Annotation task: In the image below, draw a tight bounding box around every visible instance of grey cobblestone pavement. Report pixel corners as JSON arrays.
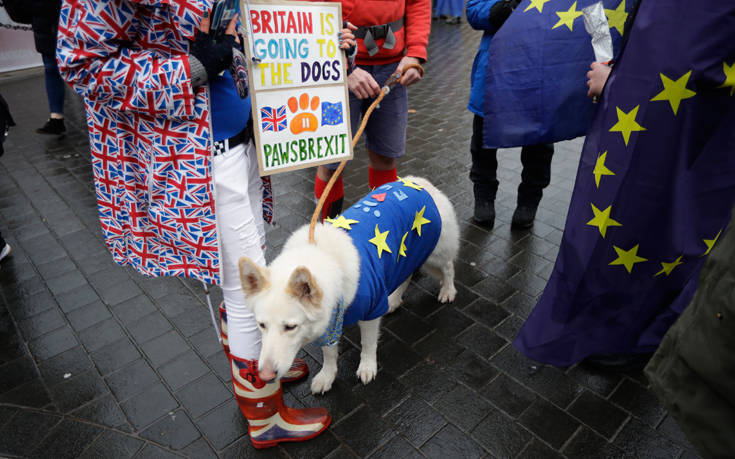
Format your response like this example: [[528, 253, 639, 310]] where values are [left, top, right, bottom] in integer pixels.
[[0, 19, 700, 458]]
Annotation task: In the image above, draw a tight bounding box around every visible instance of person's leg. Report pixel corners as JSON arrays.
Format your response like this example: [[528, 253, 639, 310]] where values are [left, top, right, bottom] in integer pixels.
[[315, 165, 343, 221], [512, 143, 554, 228], [37, 54, 66, 135], [364, 63, 405, 189], [213, 142, 264, 360], [215, 142, 330, 448], [469, 114, 499, 227]]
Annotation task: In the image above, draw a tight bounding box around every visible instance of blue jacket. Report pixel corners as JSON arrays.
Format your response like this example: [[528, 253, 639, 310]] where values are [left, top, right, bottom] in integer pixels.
[[466, 0, 502, 116]]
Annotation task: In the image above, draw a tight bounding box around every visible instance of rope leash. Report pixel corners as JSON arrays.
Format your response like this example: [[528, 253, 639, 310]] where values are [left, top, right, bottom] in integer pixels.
[[308, 62, 424, 244]]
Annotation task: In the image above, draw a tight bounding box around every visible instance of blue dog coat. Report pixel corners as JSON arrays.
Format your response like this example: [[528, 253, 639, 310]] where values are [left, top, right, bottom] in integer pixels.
[[323, 178, 442, 338]]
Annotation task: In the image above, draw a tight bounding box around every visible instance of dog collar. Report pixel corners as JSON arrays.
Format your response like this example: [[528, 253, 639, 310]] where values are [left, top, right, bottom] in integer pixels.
[[316, 297, 346, 347]]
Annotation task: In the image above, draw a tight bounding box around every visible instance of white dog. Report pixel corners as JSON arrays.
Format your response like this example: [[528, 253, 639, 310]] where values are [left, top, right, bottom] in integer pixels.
[[238, 176, 459, 394]]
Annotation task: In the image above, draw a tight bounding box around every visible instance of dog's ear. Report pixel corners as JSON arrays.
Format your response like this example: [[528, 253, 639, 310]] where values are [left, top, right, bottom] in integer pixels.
[[239, 257, 269, 295], [287, 266, 323, 314]]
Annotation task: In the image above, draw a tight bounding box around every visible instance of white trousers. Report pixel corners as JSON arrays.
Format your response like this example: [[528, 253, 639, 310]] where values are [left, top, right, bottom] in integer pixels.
[[212, 141, 264, 360]]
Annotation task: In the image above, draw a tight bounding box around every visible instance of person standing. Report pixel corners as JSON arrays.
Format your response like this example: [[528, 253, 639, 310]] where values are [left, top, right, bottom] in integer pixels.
[[314, 0, 431, 220], [434, 0, 464, 24], [466, 0, 554, 230], [30, 0, 66, 135], [645, 204, 735, 458], [56, 0, 356, 447], [0, 92, 14, 265], [514, 0, 735, 370]]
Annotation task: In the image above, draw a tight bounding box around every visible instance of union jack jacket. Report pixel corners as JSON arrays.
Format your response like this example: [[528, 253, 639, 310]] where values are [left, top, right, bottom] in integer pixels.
[[57, 0, 266, 285]]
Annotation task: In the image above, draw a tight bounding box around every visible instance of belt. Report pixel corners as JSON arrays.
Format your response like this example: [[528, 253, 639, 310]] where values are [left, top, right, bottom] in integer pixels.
[[213, 119, 253, 156], [355, 18, 404, 56]]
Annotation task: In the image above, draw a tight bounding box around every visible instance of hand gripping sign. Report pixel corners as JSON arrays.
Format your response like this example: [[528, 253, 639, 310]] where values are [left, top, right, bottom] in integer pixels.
[[240, 0, 353, 176]]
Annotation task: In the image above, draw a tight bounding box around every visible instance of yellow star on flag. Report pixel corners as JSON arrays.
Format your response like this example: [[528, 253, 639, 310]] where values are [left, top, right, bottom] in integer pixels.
[[328, 215, 360, 230], [655, 255, 683, 277], [552, 1, 583, 31], [650, 71, 696, 115], [412, 206, 432, 236], [399, 177, 424, 190], [524, 0, 551, 13], [609, 244, 647, 273], [586, 203, 622, 238], [604, 0, 627, 36], [398, 232, 409, 259], [702, 229, 722, 256], [368, 224, 392, 259], [593, 151, 615, 188], [719, 61, 735, 96], [609, 105, 646, 146]]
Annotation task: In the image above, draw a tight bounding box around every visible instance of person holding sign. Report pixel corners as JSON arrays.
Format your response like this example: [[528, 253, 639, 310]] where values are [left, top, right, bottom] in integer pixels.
[[57, 0, 353, 448], [314, 0, 432, 220]]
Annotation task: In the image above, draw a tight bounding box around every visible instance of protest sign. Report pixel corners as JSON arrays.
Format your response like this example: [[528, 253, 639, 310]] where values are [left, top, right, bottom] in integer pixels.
[[240, 0, 353, 175]]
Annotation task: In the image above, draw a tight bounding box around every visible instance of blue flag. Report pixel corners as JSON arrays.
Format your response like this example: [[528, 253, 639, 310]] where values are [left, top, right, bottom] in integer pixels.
[[514, 0, 735, 366], [482, 0, 630, 148]]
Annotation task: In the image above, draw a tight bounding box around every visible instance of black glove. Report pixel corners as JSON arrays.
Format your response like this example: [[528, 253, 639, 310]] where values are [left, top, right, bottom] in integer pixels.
[[189, 30, 236, 81], [488, 0, 522, 32]]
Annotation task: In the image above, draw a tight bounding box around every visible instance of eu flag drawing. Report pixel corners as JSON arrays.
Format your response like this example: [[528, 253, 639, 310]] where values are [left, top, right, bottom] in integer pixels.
[[515, 0, 735, 366], [482, 0, 631, 148], [321, 101, 344, 126]]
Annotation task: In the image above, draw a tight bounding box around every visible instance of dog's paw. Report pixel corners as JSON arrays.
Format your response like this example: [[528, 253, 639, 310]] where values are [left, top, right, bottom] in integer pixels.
[[356, 359, 377, 385], [311, 369, 336, 395], [438, 284, 457, 303]]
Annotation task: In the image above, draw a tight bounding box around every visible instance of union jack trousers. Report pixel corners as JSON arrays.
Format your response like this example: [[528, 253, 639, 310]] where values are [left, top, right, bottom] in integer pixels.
[[57, 0, 272, 285]]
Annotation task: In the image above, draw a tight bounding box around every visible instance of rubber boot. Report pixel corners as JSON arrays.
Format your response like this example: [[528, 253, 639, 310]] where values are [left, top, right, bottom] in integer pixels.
[[219, 303, 309, 382], [231, 356, 331, 449]]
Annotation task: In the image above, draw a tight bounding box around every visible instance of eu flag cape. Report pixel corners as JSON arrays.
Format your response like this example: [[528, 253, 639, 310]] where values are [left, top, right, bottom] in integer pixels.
[[482, 0, 631, 148], [515, 0, 735, 366]]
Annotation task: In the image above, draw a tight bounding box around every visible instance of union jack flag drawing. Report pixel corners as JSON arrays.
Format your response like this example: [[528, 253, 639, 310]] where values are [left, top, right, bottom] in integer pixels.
[[261, 105, 287, 132]]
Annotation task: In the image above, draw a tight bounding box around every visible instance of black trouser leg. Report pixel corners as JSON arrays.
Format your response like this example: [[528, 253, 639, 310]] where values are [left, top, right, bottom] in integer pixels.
[[0, 231, 5, 248], [469, 115, 499, 203], [517, 143, 554, 207]]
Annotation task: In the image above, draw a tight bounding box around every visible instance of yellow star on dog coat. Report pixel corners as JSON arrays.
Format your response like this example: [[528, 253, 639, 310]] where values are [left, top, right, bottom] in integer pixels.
[[327, 215, 360, 230], [399, 177, 424, 190], [368, 224, 392, 258], [412, 206, 432, 236]]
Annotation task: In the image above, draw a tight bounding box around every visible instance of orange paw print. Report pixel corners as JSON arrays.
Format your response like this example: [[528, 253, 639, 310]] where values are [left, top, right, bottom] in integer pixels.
[[288, 93, 320, 135]]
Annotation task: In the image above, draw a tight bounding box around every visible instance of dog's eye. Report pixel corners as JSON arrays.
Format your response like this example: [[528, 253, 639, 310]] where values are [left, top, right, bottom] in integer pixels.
[[284, 324, 298, 332], [258, 322, 266, 330]]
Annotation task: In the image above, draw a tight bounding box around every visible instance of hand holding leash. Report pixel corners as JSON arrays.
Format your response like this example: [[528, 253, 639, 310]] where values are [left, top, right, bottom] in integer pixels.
[[309, 63, 425, 243]]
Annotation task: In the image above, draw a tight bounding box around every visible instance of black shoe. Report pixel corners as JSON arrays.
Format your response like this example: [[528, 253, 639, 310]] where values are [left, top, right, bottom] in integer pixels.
[[580, 352, 654, 372], [445, 16, 460, 24], [473, 200, 495, 228], [36, 118, 66, 135], [511, 205, 537, 229]]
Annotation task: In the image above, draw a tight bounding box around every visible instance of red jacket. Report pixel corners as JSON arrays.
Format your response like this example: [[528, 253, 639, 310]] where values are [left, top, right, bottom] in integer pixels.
[[331, 0, 431, 66]]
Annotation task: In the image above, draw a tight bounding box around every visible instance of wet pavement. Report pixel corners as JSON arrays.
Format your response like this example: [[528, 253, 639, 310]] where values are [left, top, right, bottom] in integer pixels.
[[0, 19, 699, 459]]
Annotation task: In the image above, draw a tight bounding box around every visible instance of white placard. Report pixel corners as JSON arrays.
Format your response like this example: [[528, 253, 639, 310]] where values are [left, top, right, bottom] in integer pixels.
[[241, 0, 353, 175]]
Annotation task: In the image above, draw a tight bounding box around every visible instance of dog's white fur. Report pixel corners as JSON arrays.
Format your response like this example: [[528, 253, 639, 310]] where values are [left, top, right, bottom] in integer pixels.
[[238, 176, 459, 394]]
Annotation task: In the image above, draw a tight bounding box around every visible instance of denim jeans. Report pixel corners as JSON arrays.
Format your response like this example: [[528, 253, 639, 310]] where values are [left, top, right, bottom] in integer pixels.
[[42, 54, 65, 114]]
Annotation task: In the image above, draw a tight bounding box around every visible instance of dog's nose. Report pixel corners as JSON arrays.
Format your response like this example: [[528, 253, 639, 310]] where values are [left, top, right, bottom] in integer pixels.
[[259, 367, 276, 382]]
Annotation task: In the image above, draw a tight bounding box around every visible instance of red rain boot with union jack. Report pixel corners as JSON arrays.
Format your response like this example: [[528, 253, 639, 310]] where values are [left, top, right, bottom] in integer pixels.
[[231, 355, 331, 449], [219, 303, 309, 382]]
